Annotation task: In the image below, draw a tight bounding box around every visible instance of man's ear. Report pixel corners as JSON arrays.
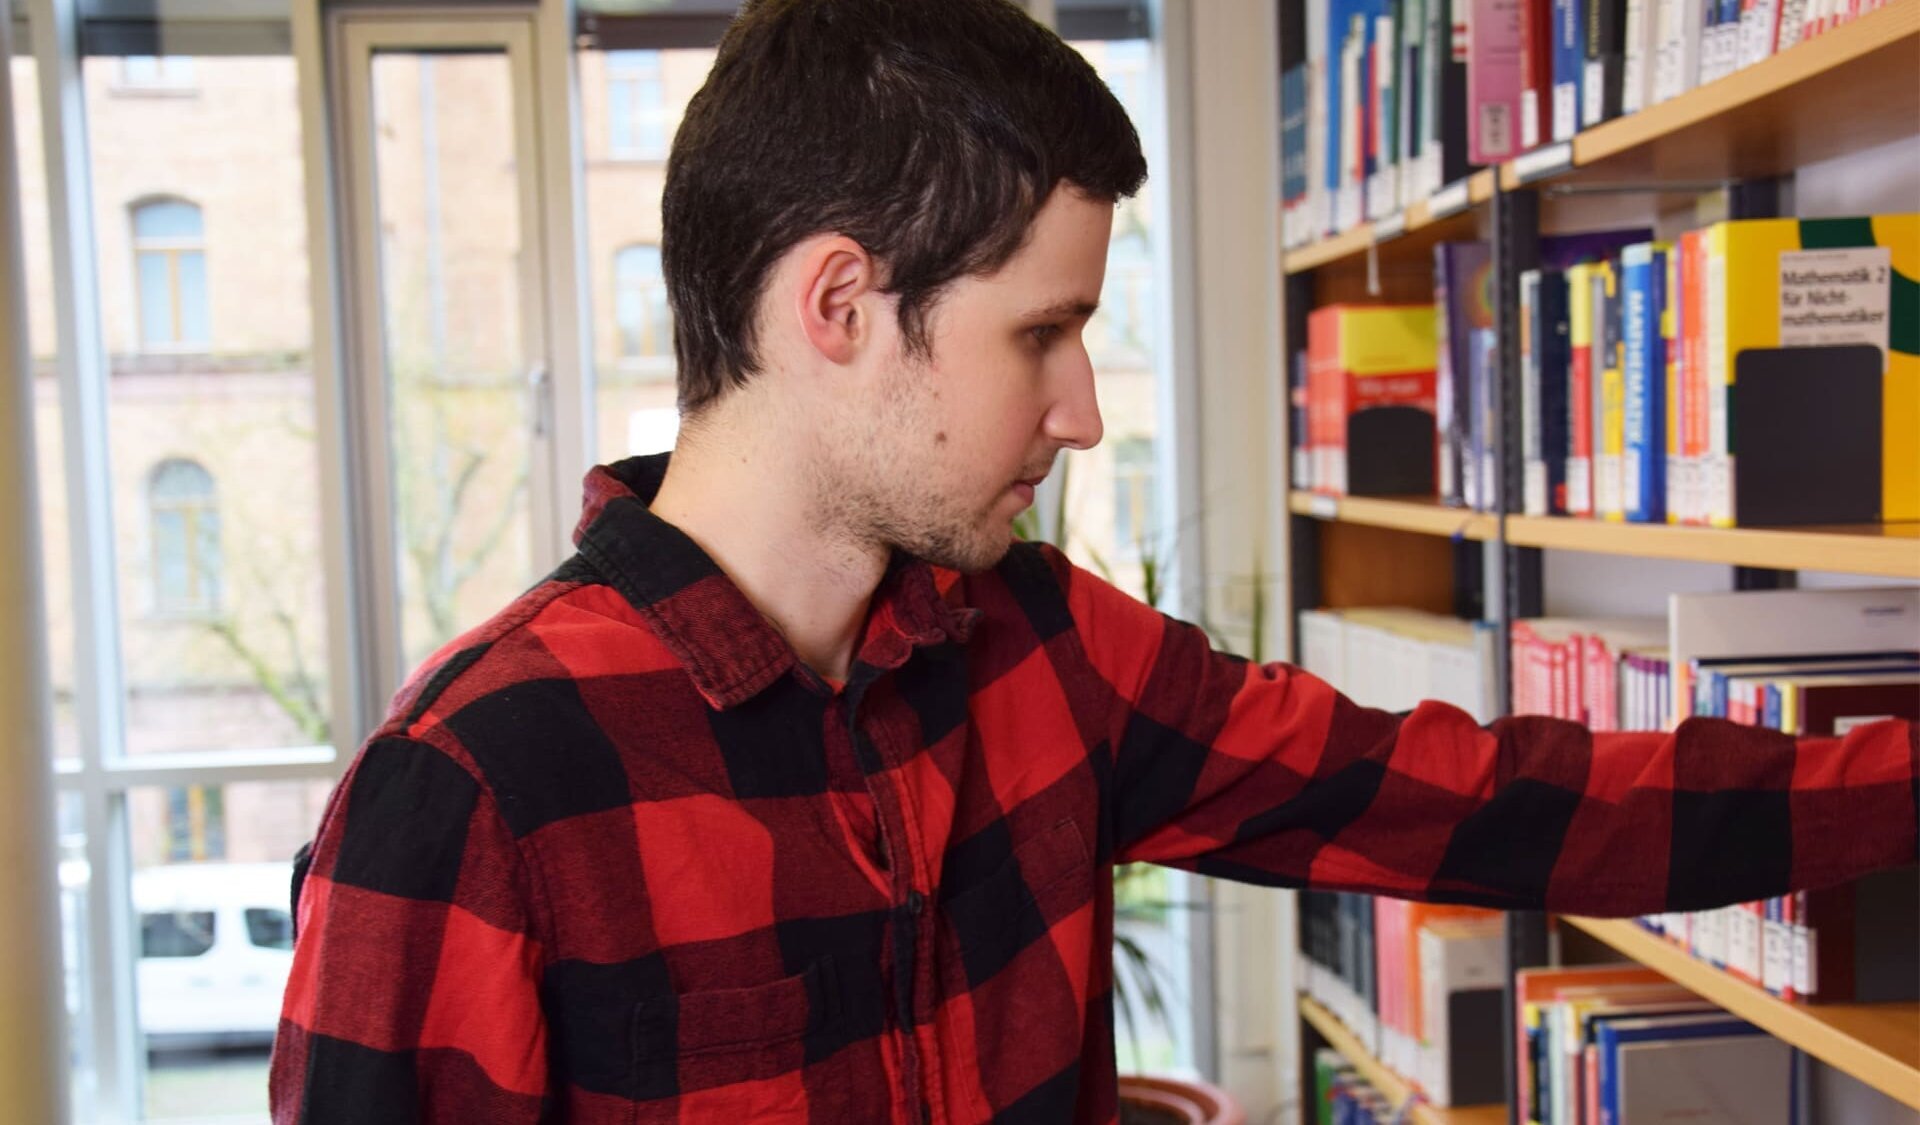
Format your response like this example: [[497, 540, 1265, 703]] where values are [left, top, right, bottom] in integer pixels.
[[794, 235, 877, 366]]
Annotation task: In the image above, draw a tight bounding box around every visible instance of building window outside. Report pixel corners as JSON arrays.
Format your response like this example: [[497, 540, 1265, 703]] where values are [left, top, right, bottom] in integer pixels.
[[132, 198, 210, 349], [163, 786, 226, 863], [1095, 229, 1153, 366], [615, 243, 672, 359], [119, 56, 196, 91], [607, 50, 670, 160], [148, 458, 222, 616]]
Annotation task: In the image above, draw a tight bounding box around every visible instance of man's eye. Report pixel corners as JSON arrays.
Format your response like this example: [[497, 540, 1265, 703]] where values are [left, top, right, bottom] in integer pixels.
[[1030, 324, 1062, 347]]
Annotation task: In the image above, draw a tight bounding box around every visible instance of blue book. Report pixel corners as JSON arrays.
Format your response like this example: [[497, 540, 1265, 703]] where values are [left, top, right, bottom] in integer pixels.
[[1328, 0, 1370, 229], [1596, 1014, 1764, 1125], [1552, 0, 1586, 140], [1620, 242, 1667, 523]]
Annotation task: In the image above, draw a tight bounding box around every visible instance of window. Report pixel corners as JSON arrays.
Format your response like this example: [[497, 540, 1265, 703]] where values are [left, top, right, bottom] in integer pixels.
[[164, 785, 226, 863], [244, 908, 293, 951], [148, 458, 221, 616], [615, 243, 672, 360], [607, 50, 670, 160], [132, 198, 210, 349], [119, 56, 196, 91], [1112, 437, 1156, 557], [1094, 230, 1153, 365], [139, 912, 215, 959]]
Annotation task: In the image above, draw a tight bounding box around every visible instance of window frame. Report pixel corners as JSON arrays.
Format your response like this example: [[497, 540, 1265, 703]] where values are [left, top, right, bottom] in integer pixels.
[[129, 196, 210, 352]]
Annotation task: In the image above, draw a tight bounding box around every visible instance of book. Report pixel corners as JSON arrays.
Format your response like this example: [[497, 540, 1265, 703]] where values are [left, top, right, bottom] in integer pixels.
[[1620, 0, 1657, 114], [1620, 241, 1668, 523], [1551, 0, 1585, 140], [1435, 241, 1495, 507], [1520, 0, 1554, 149], [1702, 215, 1920, 526], [1282, 0, 1312, 247], [1514, 966, 1675, 1125], [1470, 325, 1501, 511], [1418, 918, 1506, 1107], [1308, 305, 1440, 496], [1594, 259, 1626, 521], [1583, 0, 1626, 126], [1566, 262, 1596, 517], [1469, 0, 1524, 163], [1605, 1026, 1790, 1125], [1528, 268, 1571, 515]]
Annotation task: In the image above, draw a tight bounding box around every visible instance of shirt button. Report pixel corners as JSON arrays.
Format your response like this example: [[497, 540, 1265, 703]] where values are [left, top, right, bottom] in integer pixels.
[[907, 889, 925, 916]]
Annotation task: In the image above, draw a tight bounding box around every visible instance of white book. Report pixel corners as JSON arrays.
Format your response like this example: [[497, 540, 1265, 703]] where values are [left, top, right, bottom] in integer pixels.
[[1622, 0, 1655, 112]]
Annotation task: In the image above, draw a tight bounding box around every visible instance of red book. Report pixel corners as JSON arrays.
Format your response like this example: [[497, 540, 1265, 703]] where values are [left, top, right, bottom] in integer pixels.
[[1518, 0, 1554, 148]]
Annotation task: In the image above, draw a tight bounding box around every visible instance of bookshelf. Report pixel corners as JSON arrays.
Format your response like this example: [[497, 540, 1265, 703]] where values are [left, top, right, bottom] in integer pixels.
[[1298, 995, 1509, 1125], [1502, 516, 1920, 579], [1280, 0, 1920, 1119], [1562, 918, 1920, 1110], [1281, 0, 1919, 273], [1288, 491, 1496, 541]]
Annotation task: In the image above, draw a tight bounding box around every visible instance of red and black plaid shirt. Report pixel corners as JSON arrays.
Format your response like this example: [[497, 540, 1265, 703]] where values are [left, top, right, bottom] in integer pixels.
[[270, 453, 1918, 1124]]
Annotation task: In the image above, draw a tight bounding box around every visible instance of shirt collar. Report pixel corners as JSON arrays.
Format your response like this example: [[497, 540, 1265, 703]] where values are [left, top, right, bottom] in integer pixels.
[[572, 453, 977, 709]]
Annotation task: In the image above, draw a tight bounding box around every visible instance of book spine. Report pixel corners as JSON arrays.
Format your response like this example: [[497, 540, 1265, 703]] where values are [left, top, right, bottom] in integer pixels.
[[1621, 0, 1652, 113], [1622, 243, 1666, 523], [1520, 0, 1553, 148], [1597, 261, 1626, 521], [1541, 270, 1571, 514], [1474, 0, 1520, 162], [1705, 223, 1732, 526], [1552, 0, 1585, 140], [1662, 244, 1680, 524], [1567, 264, 1594, 516], [1521, 270, 1546, 515]]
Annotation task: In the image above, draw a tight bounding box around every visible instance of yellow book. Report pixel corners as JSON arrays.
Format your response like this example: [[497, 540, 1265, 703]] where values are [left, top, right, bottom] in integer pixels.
[[1597, 261, 1627, 523], [1566, 262, 1595, 517], [1705, 214, 1920, 526]]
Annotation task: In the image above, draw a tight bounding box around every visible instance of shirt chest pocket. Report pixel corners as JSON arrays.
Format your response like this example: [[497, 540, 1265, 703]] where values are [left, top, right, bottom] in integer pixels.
[[630, 956, 840, 1065], [940, 817, 1093, 983]]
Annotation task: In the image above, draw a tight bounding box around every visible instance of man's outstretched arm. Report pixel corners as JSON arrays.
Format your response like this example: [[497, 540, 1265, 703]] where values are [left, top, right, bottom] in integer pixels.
[[1043, 546, 1918, 914]]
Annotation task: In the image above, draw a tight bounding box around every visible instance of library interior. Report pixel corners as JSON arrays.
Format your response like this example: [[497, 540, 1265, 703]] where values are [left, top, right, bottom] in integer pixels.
[[0, 0, 1915, 1123]]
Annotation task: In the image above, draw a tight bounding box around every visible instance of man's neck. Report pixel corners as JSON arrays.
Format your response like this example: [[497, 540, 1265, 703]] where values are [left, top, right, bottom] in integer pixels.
[[648, 422, 886, 684]]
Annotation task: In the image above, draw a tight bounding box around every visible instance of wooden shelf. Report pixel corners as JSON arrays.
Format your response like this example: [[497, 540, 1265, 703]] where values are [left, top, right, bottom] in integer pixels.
[[1517, 0, 1920, 189], [1287, 0, 1917, 269], [1283, 170, 1495, 275], [1503, 515, 1920, 578], [1290, 492, 1497, 541], [1298, 995, 1508, 1125], [1562, 917, 1920, 1110]]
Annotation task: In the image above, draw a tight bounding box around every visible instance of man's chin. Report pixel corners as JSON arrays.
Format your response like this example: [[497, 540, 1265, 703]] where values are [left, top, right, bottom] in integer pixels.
[[906, 526, 1017, 574]]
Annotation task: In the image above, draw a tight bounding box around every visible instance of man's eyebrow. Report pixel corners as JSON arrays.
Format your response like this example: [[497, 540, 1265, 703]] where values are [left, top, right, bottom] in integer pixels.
[[1022, 298, 1101, 320]]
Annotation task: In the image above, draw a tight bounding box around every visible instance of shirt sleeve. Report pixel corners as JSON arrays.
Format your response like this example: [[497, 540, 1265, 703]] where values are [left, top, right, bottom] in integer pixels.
[[270, 734, 551, 1124], [1052, 548, 1920, 916]]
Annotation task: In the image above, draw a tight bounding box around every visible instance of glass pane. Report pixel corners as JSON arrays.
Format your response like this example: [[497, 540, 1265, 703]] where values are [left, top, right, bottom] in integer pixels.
[[83, 50, 331, 758], [133, 778, 332, 1122], [13, 56, 79, 762], [578, 45, 715, 462], [56, 792, 96, 1119], [1058, 38, 1165, 607], [132, 200, 203, 240], [370, 51, 535, 669], [176, 250, 209, 346], [136, 251, 174, 346]]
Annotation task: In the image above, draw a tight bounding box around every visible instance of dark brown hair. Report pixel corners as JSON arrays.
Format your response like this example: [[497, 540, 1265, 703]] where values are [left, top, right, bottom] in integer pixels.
[[662, 0, 1149, 413]]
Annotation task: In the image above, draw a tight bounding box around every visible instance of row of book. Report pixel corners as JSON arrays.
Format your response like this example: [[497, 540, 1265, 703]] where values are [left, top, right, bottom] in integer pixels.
[[1506, 596, 1920, 1004], [1278, 0, 1892, 248], [1311, 1051, 1394, 1125], [1298, 606, 1500, 723], [1290, 213, 1918, 528], [1517, 966, 1795, 1125], [1301, 892, 1507, 1107]]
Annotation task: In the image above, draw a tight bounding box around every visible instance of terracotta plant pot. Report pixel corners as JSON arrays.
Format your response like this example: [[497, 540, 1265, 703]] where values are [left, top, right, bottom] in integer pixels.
[[1117, 1074, 1247, 1125]]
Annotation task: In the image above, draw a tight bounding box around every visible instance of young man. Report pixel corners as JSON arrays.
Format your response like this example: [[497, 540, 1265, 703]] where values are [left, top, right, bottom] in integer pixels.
[[270, 1, 1918, 1122]]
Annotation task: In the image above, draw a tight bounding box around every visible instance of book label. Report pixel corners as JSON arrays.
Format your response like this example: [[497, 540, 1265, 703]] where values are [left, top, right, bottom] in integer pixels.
[[1778, 246, 1892, 358]]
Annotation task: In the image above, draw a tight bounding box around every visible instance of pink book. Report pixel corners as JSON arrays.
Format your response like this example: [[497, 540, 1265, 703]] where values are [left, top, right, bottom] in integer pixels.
[[1469, 0, 1524, 163]]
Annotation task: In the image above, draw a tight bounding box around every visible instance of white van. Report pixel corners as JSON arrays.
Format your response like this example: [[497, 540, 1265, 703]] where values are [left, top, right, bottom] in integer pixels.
[[133, 863, 296, 1050]]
